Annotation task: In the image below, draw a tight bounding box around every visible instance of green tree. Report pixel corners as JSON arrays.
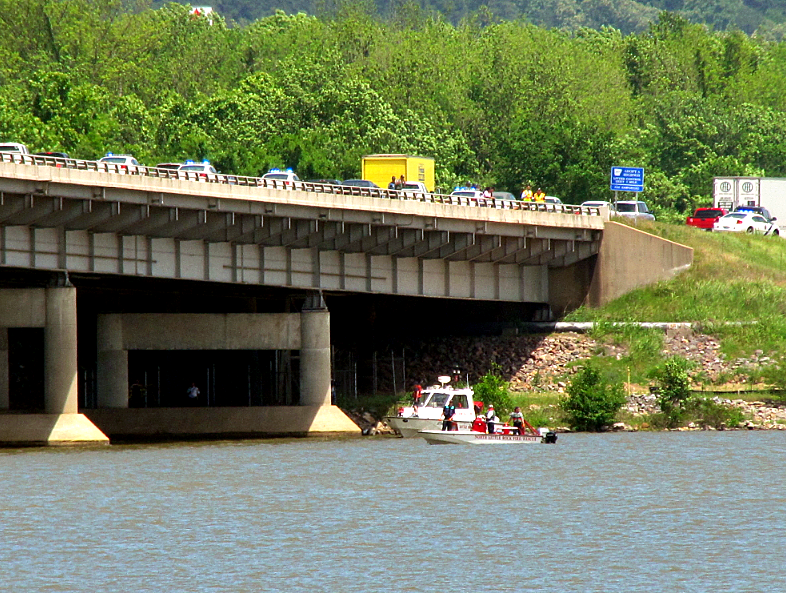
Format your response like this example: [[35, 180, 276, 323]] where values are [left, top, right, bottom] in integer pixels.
[[472, 363, 513, 416], [560, 364, 626, 431]]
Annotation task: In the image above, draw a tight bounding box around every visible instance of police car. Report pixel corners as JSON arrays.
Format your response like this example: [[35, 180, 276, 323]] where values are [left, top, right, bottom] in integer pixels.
[[178, 160, 219, 182], [262, 168, 302, 189], [449, 187, 483, 205], [713, 211, 779, 236], [98, 153, 141, 174]]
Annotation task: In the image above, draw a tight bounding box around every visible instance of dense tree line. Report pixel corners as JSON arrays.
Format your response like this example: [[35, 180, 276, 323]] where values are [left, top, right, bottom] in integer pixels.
[[4, 2, 786, 218], [200, 0, 786, 37]]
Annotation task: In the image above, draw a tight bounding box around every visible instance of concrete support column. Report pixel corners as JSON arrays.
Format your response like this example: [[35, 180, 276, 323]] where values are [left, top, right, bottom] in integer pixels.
[[299, 305, 331, 407], [44, 287, 79, 414], [0, 328, 8, 410], [97, 316, 128, 408]]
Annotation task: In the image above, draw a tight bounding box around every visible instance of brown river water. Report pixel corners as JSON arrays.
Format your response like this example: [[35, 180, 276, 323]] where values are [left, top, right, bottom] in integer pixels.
[[1, 432, 784, 592]]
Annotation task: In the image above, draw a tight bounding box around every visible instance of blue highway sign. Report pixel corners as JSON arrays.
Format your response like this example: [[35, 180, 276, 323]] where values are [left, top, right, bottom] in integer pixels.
[[610, 166, 644, 192]]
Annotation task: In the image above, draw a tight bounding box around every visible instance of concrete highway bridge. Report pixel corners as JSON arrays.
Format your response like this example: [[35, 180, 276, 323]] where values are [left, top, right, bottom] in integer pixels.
[[0, 155, 693, 445]]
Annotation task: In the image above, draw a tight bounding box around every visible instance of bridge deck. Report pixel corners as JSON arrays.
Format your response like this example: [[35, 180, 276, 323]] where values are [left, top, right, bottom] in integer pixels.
[[0, 160, 605, 302]]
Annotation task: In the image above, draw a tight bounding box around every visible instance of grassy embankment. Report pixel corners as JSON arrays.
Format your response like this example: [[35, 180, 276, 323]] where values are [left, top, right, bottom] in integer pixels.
[[531, 222, 786, 427]]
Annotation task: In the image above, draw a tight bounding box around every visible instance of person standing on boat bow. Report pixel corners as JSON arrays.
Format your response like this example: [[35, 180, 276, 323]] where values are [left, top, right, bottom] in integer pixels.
[[412, 384, 423, 415], [485, 404, 498, 434], [441, 401, 457, 431]]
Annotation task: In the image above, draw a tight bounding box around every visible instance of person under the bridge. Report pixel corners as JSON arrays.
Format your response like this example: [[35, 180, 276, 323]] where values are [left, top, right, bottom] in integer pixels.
[[187, 382, 200, 405], [533, 188, 546, 202]]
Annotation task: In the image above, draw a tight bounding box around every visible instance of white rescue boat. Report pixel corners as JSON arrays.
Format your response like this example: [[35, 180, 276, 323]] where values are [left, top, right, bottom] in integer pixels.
[[384, 376, 477, 437], [419, 421, 558, 445]]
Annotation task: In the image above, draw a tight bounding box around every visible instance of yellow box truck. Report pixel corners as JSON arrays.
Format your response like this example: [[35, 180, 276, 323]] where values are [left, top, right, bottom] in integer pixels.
[[361, 154, 435, 192]]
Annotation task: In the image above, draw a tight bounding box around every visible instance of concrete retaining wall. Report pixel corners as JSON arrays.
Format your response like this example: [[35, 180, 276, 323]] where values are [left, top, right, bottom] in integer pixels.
[[587, 222, 693, 308]]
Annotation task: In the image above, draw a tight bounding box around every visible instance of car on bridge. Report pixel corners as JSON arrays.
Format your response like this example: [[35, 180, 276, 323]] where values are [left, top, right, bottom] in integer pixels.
[[399, 181, 431, 199], [450, 187, 483, 205], [581, 200, 614, 210], [262, 168, 302, 189], [341, 179, 379, 189], [0, 142, 30, 155], [155, 162, 183, 171], [306, 178, 342, 186], [99, 153, 141, 174], [34, 151, 70, 159], [613, 200, 655, 221], [178, 160, 219, 182]]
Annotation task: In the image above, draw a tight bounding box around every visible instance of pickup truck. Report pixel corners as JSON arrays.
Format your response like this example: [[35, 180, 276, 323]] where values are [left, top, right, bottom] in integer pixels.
[[399, 181, 430, 199], [0, 142, 30, 155]]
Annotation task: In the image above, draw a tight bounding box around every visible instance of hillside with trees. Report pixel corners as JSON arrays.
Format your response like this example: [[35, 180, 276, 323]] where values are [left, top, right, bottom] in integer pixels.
[[207, 0, 786, 36], [4, 1, 786, 219]]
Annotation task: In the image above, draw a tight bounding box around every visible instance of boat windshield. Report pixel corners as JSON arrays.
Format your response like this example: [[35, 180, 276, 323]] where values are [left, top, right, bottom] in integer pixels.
[[421, 392, 450, 408], [420, 392, 469, 408]]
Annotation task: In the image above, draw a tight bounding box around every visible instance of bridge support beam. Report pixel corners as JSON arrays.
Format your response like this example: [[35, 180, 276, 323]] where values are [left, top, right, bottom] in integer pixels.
[[44, 287, 79, 414], [97, 316, 129, 408], [300, 296, 331, 407]]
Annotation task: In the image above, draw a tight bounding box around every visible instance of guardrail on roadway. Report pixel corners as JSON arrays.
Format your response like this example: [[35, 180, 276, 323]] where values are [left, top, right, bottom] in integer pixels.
[[0, 152, 602, 217]]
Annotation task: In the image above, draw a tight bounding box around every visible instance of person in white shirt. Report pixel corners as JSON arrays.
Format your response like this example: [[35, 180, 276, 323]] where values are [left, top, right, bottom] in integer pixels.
[[485, 404, 498, 434]]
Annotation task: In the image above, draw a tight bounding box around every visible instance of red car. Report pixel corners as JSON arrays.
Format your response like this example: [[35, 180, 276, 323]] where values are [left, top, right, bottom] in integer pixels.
[[686, 207, 727, 230]]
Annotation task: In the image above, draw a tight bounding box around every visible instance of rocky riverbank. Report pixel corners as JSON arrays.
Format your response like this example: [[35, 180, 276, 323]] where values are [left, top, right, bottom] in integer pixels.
[[351, 327, 785, 433], [399, 329, 782, 393]]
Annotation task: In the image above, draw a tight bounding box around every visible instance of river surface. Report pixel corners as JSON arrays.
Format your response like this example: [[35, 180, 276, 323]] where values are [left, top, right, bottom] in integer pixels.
[[1, 432, 784, 592]]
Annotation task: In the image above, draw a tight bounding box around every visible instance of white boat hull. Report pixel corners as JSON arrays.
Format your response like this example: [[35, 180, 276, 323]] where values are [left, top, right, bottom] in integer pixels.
[[419, 430, 545, 445], [385, 417, 473, 438]]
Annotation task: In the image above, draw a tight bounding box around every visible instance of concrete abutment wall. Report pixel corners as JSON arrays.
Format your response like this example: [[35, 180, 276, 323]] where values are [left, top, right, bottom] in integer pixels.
[[0, 286, 109, 445]]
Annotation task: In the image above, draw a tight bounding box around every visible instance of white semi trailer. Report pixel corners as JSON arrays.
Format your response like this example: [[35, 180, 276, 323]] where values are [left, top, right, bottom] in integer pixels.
[[714, 177, 786, 233]]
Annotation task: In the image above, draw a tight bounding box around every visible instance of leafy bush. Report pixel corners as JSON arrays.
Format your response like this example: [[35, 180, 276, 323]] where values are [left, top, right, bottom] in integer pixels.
[[650, 356, 693, 428], [560, 365, 626, 431], [472, 363, 513, 417], [686, 398, 745, 429]]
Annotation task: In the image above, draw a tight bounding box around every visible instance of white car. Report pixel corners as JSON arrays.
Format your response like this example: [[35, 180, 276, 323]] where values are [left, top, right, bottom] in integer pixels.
[[0, 142, 30, 155], [613, 200, 655, 221], [178, 160, 219, 182], [581, 200, 614, 211], [400, 181, 430, 199], [262, 168, 301, 189], [713, 211, 779, 235], [99, 153, 141, 174], [450, 187, 483, 205]]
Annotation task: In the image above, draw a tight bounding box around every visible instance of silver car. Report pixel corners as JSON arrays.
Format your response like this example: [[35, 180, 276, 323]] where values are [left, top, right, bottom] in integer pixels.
[[614, 200, 655, 221]]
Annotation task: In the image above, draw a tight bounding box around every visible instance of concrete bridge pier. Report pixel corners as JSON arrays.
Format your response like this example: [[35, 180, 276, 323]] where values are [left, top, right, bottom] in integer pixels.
[[96, 316, 129, 409], [300, 294, 331, 407], [0, 286, 109, 446]]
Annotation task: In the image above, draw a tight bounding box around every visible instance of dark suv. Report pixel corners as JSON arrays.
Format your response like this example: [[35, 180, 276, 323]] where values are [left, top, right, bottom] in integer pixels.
[[735, 206, 775, 222]]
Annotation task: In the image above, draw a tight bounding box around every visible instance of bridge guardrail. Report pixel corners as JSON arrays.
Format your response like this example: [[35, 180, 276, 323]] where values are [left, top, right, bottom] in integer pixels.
[[0, 152, 602, 217]]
